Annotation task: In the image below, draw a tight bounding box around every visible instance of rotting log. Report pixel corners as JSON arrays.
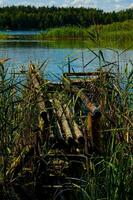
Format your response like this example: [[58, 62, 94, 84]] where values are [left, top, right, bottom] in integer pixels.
[[63, 75, 102, 153], [29, 63, 49, 144], [51, 98, 74, 145], [47, 98, 65, 147], [29, 63, 47, 119], [79, 92, 101, 118], [63, 104, 84, 145], [51, 102, 65, 144], [63, 76, 101, 118]]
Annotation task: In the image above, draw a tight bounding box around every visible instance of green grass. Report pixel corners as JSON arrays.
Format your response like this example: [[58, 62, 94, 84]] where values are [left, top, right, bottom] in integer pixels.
[[36, 27, 88, 39], [35, 20, 133, 48], [1, 19, 133, 48], [0, 33, 8, 39]]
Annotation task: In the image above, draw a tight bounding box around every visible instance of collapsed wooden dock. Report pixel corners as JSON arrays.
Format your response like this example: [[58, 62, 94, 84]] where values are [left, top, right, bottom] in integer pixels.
[[5, 64, 108, 198], [28, 64, 103, 151]]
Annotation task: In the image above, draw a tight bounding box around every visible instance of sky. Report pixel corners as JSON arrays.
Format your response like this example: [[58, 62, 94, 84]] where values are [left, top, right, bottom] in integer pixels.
[[0, 0, 133, 12]]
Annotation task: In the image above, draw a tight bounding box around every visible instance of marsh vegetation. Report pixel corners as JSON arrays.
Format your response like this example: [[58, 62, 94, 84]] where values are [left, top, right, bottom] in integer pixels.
[[0, 47, 132, 199]]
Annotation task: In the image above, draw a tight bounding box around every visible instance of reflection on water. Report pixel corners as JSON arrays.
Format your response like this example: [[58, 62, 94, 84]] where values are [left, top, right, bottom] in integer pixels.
[[0, 30, 41, 35], [0, 39, 132, 81], [0, 39, 86, 48]]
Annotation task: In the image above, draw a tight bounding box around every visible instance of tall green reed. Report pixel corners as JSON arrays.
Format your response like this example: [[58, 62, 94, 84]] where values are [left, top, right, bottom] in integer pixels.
[[0, 63, 20, 181]]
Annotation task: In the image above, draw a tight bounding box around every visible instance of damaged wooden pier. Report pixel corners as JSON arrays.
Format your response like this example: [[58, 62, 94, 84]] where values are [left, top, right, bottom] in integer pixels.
[[28, 64, 102, 151], [5, 64, 107, 199]]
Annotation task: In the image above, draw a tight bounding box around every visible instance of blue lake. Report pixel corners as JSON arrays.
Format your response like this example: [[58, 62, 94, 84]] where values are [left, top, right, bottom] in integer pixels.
[[0, 38, 133, 81], [0, 30, 41, 35]]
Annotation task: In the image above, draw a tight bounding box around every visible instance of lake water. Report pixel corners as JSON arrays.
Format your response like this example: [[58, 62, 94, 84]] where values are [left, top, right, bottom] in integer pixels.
[[0, 30, 41, 35], [0, 36, 133, 81]]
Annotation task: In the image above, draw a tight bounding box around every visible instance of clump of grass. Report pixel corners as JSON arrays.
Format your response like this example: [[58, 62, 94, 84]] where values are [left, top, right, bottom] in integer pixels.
[[36, 26, 88, 40], [35, 20, 133, 48], [0, 62, 40, 182], [0, 62, 21, 181]]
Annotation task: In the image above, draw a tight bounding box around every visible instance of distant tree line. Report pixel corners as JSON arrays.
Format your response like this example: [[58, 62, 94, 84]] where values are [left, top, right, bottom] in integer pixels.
[[0, 6, 133, 30]]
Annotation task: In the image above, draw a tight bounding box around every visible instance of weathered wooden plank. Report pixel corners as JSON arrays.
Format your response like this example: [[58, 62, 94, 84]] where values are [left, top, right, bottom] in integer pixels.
[[63, 71, 106, 77]]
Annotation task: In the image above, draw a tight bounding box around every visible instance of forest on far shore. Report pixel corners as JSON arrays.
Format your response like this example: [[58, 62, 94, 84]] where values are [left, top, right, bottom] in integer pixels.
[[0, 6, 133, 30]]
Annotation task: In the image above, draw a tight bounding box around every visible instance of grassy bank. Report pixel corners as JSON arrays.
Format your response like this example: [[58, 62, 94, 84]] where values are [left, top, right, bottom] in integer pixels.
[[99, 20, 133, 47], [36, 20, 133, 47], [1, 20, 133, 48], [37, 27, 88, 39]]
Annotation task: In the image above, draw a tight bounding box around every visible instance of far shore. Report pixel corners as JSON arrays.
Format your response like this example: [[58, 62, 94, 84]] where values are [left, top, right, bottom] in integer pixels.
[[0, 20, 133, 48]]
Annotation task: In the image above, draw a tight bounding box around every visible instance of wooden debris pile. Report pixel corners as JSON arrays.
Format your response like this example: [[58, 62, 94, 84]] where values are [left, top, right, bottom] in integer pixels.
[[6, 64, 105, 190]]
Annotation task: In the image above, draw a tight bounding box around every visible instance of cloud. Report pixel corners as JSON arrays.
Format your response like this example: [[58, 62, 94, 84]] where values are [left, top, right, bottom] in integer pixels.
[[129, 3, 133, 8], [113, 0, 122, 2], [66, 0, 95, 8], [61, 0, 99, 8], [0, 0, 4, 5]]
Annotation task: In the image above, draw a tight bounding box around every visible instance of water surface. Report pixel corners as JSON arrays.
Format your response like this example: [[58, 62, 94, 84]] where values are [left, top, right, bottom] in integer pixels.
[[0, 30, 41, 35], [0, 38, 132, 81]]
